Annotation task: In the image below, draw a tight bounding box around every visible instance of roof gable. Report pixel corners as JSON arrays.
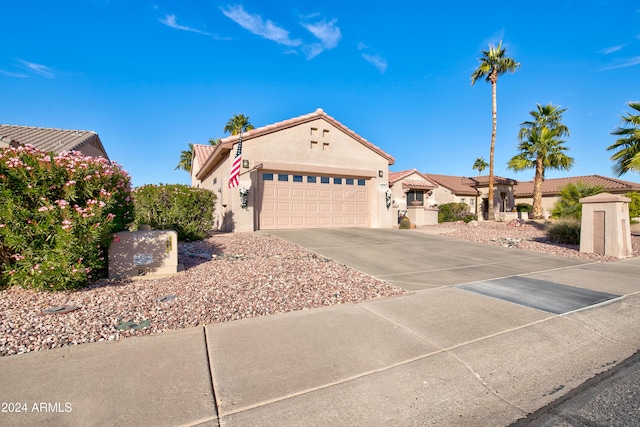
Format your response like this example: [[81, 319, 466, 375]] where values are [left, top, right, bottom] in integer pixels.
[[195, 108, 395, 181], [0, 124, 108, 159]]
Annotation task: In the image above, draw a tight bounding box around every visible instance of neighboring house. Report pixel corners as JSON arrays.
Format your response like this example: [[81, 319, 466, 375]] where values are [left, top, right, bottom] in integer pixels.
[[0, 124, 109, 159], [192, 108, 395, 232], [388, 169, 437, 225], [514, 175, 640, 218], [425, 174, 518, 219]]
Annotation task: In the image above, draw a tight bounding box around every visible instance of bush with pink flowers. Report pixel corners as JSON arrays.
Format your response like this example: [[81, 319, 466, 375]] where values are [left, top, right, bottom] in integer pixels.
[[0, 145, 133, 291]]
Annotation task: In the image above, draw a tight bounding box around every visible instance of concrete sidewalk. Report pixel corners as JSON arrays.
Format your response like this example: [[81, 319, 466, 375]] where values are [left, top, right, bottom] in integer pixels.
[[1, 229, 640, 426]]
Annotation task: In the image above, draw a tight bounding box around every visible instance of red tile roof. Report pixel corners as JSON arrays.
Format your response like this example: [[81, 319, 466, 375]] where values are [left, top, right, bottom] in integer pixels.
[[0, 124, 108, 158], [513, 175, 640, 196], [192, 144, 215, 168], [425, 174, 516, 195], [195, 109, 395, 180]]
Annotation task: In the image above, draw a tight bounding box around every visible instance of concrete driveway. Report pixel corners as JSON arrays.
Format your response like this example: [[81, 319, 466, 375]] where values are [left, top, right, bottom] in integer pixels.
[[267, 228, 588, 291]]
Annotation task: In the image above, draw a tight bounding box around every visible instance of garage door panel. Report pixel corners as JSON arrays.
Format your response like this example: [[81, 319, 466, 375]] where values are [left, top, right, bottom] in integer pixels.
[[260, 172, 369, 230]]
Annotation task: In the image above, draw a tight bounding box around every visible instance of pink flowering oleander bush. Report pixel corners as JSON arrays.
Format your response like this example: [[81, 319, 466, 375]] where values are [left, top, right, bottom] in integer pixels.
[[0, 145, 133, 291], [133, 184, 216, 241]]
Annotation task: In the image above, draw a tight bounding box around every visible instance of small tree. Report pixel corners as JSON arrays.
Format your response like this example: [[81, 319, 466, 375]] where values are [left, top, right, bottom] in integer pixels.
[[472, 157, 488, 175], [551, 182, 603, 219], [626, 191, 640, 218]]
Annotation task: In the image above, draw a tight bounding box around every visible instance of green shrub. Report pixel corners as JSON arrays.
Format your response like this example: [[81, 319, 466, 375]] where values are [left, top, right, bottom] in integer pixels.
[[551, 182, 603, 219], [133, 184, 216, 241], [0, 145, 133, 291], [438, 203, 477, 223], [516, 203, 532, 213], [626, 191, 640, 218], [399, 217, 411, 229], [547, 219, 581, 245]]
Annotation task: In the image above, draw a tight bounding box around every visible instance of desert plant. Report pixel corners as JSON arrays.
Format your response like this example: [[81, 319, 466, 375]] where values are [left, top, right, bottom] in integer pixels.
[[132, 184, 216, 241], [438, 203, 477, 223], [399, 217, 411, 229], [516, 203, 532, 212], [626, 191, 640, 218], [547, 219, 581, 245], [551, 182, 603, 219], [0, 145, 133, 290]]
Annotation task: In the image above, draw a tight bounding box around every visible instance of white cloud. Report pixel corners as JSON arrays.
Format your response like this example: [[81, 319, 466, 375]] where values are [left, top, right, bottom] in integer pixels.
[[0, 69, 28, 78], [221, 5, 301, 47], [159, 14, 226, 39], [358, 43, 387, 73], [600, 56, 640, 70], [361, 53, 388, 74], [601, 44, 625, 54], [302, 18, 341, 49], [17, 60, 54, 78]]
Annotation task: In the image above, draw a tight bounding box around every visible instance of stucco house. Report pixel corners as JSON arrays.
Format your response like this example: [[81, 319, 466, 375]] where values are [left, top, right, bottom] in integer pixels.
[[425, 174, 518, 220], [513, 175, 640, 218], [0, 125, 109, 159], [191, 109, 395, 232], [388, 169, 438, 225]]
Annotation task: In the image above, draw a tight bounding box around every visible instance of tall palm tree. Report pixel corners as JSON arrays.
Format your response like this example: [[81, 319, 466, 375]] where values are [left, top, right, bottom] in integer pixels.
[[209, 137, 221, 146], [607, 101, 640, 176], [471, 41, 520, 220], [472, 157, 488, 175], [508, 104, 574, 219], [224, 114, 254, 135], [175, 143, 194, 173]]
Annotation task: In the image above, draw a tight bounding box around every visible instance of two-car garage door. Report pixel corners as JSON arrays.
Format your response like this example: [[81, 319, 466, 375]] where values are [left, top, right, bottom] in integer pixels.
[[259, 172, 369, 229]]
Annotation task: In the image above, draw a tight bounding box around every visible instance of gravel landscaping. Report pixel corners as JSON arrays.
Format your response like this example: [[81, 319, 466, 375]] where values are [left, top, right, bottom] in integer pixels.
[[2, 221, 639, 357], [0, 233, 404, 356]]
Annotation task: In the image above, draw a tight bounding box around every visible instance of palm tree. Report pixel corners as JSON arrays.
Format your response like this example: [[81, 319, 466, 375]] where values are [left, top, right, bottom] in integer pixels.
[[551, 182, 603, 219], [508, 104, 574, 219], [224, 114, 254, 135], [607, 101, 640, 176], [472, 157, 489, 175], [208, 137, 221, 146], [471, 41, 520, 220], [175, 143, 194, 173]]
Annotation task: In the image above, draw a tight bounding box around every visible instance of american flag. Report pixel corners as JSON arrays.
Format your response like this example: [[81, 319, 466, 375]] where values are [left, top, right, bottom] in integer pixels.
[[228, 134, 242, 188]]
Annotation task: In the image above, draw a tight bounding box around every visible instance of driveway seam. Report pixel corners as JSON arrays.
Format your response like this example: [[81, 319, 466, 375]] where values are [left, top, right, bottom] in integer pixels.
[[202, 326, 221, 425]]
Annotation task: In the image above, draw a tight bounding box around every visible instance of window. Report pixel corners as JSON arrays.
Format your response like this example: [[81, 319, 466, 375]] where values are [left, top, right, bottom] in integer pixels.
[[407, 190, 424, 206], [460, 198, 466, 204], [278, 174, 288, 182], [293, 175, 303, 182], [263, 173, 274, 181], [334, 177, 342, 184], [307, 176, 317, 183], [346, 178, 354, 185], [310, 141, 318, 149], [310, 127, 318, 136], [470, 198, 475, 206], [357, 179, 366, 186], [323, 142, 330, 150], [321, 176, 330, 184]]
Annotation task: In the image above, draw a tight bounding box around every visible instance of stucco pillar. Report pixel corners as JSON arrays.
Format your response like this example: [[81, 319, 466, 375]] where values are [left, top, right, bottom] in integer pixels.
[[579, 193, 632, 258]]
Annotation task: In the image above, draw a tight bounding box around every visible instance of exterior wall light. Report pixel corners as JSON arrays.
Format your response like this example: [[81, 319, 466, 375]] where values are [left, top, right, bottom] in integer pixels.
[[239, 188, 249, 209]]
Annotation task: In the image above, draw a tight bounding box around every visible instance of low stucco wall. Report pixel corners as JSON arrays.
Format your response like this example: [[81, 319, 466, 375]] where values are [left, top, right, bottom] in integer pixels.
[[406, 206, 438, 226]]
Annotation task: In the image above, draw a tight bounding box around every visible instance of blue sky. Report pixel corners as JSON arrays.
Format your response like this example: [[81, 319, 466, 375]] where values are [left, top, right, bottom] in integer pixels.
[[2, 1, 639, 187]]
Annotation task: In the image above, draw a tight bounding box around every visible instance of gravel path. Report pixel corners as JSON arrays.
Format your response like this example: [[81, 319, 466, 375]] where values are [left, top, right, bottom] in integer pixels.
[[2, 222, 639, 357]]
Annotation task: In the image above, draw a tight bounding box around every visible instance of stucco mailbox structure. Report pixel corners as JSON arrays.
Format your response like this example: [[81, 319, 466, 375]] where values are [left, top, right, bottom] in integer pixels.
[[579, 193, 632, 258], [109, 230, 180, 279]]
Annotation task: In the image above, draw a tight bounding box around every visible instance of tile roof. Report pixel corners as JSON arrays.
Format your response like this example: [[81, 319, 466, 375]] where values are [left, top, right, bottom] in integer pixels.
[[0, 124, 107, 158], [402, 180, 435, 189], [425, 174, 517, 195], [196, 108, 395, 180], [513, 175, 640, 196], [389, 169, 432, 184], [192, 144, 215, 167]]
